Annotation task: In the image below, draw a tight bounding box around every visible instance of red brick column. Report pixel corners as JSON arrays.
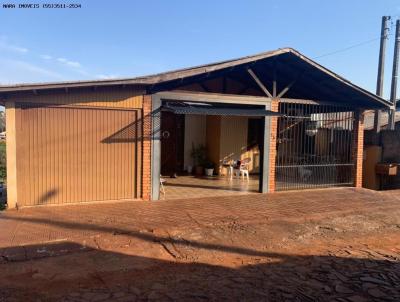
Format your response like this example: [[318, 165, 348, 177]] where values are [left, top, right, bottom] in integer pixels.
[[268, 99, 279, 193], [142, 95, 152, 200], [352, 110, 364, 188]]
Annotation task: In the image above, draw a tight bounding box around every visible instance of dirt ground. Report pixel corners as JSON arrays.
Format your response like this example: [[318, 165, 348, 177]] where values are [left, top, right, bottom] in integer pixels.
[[0, 188, 400, 301]]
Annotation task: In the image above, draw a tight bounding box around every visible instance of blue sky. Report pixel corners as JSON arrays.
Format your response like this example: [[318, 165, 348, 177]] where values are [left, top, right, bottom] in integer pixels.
[[0, 0, 399, 98]]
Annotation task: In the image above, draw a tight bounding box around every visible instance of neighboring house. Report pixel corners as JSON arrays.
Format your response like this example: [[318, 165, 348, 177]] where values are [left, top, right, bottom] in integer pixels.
[[0, 131, 5, 140], [363, 111, 400, 130], [0, 48, 390, 208]]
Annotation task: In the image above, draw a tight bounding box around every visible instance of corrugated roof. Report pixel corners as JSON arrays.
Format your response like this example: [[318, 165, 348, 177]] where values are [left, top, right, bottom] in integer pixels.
[[0, 48, 289, 92]]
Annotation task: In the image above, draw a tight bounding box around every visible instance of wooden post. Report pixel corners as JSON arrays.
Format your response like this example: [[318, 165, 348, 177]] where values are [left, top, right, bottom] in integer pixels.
[[5, 102, 18, 209]]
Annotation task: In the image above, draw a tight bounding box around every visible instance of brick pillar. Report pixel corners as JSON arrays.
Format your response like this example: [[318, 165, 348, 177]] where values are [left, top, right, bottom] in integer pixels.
[[352, 110, 364, 188], [268, 99, 279, 193], [142, 95, 152, 200]]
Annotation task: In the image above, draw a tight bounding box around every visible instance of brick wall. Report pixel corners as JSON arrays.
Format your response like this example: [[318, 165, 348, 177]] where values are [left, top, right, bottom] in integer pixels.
[[268, 99, 279, 193], [142, 95, 152, 200], [352, 110, 364, 188]]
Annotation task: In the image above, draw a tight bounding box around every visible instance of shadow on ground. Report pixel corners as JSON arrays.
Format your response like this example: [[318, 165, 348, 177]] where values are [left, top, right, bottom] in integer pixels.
[[164, 182, 259, 193], [0, 240, 399, 302]]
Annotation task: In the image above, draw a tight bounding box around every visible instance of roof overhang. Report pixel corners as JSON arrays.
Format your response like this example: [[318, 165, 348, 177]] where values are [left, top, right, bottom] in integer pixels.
[[162, 101, 281, 117], [0, 48, 390, 109]]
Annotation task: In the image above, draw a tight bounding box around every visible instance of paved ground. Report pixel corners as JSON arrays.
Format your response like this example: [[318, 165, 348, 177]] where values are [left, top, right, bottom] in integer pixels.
[[162, 175, 259, 200], [1, 188, 400, 301]]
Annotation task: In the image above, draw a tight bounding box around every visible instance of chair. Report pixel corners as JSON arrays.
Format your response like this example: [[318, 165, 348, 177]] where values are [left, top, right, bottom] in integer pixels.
[[160, 176, 166, 199], [233, 158, 251, 180], [222, 159, 234, 180]]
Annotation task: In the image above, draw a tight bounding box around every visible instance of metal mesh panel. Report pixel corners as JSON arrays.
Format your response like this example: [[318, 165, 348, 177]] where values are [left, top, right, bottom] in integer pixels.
[[275, 102, 355, 191]]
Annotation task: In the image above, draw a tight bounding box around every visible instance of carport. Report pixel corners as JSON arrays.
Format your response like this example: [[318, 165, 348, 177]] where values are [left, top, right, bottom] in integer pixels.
[[155, 96, 280, 200], [145, 48, 390, 200]]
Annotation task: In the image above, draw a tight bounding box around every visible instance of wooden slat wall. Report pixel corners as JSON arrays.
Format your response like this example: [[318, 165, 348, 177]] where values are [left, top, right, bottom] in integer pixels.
[[9, 89, 143, 109], [16, 106, 141, 206]]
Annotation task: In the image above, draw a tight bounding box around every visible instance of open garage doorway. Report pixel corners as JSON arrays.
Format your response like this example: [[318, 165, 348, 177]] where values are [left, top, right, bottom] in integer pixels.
[[158, 101, 270, 200]]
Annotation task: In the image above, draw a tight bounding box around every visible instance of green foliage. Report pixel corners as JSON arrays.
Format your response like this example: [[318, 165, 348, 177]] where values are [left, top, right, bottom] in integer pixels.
[[190, 143, 207, 166], [203, 159, 215, 169]]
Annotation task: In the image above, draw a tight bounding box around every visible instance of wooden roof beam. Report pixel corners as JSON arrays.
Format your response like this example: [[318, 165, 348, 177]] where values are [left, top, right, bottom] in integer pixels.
[[200, 82, 211, 93], [247, 68, 273, 98], [277, 76, 300, 98]]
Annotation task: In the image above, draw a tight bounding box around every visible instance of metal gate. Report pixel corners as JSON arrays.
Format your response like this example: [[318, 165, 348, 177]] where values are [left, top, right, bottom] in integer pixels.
[[275, 102, 355, 191]]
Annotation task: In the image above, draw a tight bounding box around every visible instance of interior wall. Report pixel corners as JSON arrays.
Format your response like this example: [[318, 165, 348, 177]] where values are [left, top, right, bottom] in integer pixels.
[[183, 115, 207, 169], [183, 115, 260, 175], [206, 116, 221, 168], [219, 116, 248, 163]]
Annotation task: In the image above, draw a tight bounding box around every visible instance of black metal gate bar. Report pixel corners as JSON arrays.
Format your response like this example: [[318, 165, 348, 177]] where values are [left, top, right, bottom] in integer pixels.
[[275, 102, 355, 191]]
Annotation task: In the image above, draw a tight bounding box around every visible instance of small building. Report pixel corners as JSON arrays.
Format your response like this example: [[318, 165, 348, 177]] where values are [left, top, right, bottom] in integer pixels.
[[0, 48, 390, 208]]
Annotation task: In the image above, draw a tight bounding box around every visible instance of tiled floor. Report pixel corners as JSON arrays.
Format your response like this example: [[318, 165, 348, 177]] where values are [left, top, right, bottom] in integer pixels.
[[161, 175, 259, 199]]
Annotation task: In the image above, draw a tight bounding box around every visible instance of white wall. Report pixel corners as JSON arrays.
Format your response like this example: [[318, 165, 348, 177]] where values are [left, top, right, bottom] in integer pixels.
[[219, 117, 260, 173], [219, 116, 248, 162], [183, 115, 207, 170], [183, 115, 260, 174]]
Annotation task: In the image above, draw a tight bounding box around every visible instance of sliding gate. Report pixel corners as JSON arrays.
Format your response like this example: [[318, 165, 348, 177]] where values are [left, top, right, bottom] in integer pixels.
[[275, 102, 355, 191]]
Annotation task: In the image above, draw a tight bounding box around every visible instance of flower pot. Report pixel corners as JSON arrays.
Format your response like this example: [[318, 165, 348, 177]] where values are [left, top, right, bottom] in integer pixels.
[[205, 168, 214, 177], [187, 165, 193, 174], [195, 166, 204, 176]]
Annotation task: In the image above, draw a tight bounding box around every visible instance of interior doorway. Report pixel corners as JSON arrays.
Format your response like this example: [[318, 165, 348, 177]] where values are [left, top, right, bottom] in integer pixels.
[[160, 111, 185, 177]]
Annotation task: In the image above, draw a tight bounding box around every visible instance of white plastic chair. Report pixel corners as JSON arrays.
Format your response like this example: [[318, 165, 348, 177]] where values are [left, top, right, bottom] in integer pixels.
[[222, 160, 234, 180], [233, 158, 251, 180], [160, 176, 166, 199]]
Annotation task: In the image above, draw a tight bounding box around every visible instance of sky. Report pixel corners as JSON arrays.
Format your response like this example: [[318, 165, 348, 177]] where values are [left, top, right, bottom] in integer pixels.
[[0, 0, 399, 99]]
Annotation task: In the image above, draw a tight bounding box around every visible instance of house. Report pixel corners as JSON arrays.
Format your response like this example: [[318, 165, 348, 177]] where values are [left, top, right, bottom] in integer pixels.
[[363, 110, 400, 131], [0, 48, 390, 208]]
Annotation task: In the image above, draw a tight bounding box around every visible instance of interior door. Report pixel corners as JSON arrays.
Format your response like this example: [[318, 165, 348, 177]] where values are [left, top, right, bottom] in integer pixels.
[[160, 111, 185, 176]]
